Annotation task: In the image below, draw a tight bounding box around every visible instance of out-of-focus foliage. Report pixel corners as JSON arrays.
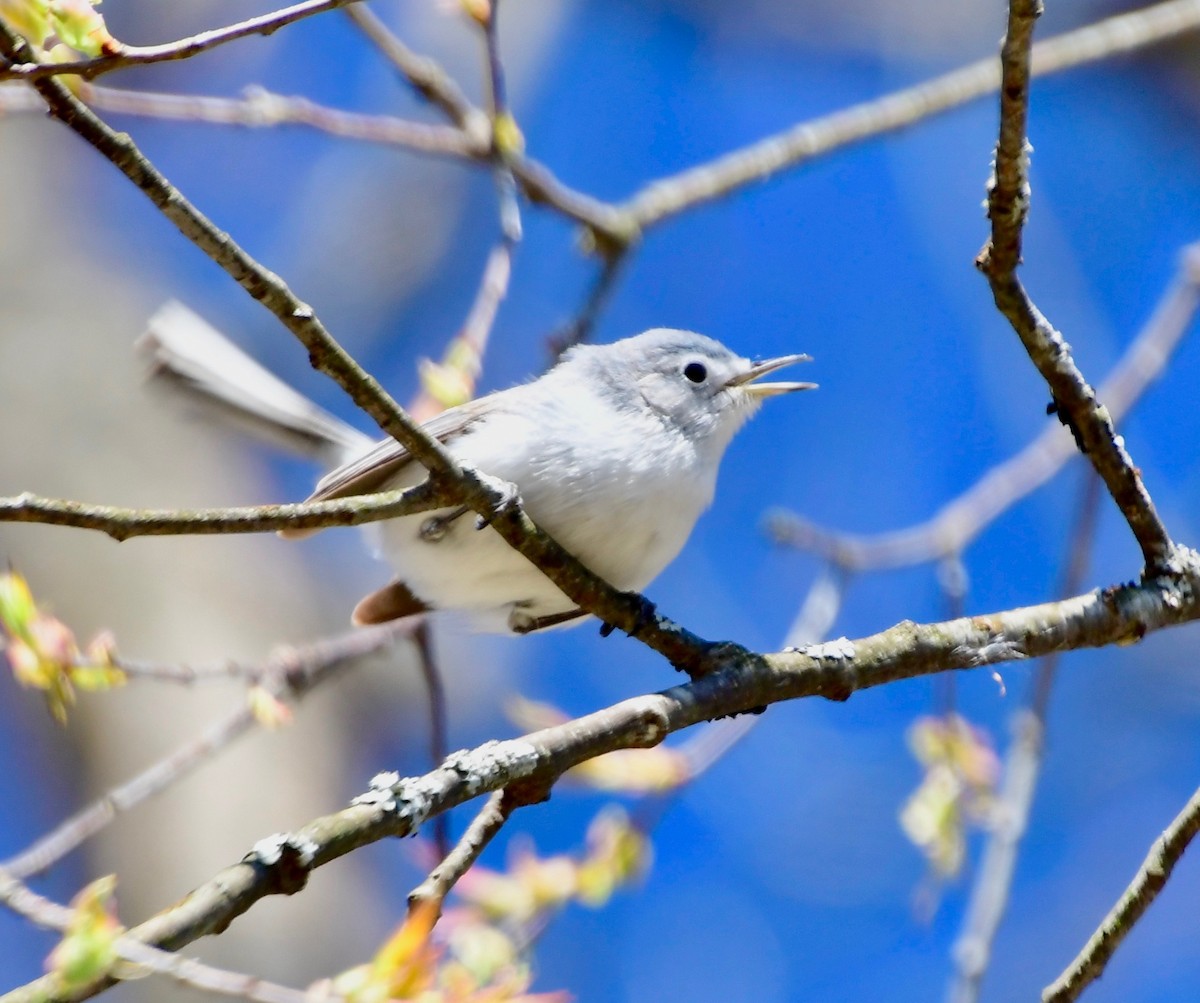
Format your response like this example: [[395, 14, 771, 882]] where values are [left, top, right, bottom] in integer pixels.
[[900, 713, 1000, 877], [1, 571, 125, 724]]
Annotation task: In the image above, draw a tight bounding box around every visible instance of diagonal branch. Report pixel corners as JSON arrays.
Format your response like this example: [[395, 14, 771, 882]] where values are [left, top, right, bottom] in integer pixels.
[[342, 4, 483, 134], [1042, 780, 1200, 1002], [766, 243, 1200, 570], [8, 565, 1200, 1002], [407, 788, 518, 913], [3, 625, 407, 881], [977, 0, 1178, 577], [618, 0, 1200, 231], [0, 868, 315, 1003], [341, 3, 632, 246], [0, 0, 369, 82], [946, 471, 1103, 1003]]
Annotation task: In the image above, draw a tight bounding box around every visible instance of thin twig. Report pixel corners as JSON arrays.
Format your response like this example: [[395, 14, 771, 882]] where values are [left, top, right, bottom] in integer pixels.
[[1042, 781, 1200, 1002], [411, 621, 450, 860], [547, 249, 629, 357], [342, 5, 482, 134], [0, 0, 368, 82], [977, 0, 1178, 576], [1030, 473, 1105, 721], [480, 1, 523, 246], [0, 867, 319, 1003], [407, 789, 515, 912], [341, 3, 629, 245], [766, 242, 1200, 570], [110, 657, 281, 685], [3, 625, 405, 881], [946, 472, 1103, 1003], [637, 562, 850, 827], [466, 242, 515, 351], [618, 0, 1200, 230], [75, 82, 484, 156], [0, 482, 449, 540]]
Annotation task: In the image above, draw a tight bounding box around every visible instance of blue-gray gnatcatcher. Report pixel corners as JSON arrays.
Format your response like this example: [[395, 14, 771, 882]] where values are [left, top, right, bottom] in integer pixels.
[[142, 303, 815, 633]]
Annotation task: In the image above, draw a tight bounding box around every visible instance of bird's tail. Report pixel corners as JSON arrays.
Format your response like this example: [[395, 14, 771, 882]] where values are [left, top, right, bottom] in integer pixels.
[[138, 301, 372, 467]]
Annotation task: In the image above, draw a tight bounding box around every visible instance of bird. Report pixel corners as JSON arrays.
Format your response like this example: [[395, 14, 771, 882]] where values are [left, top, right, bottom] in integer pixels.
[[141, 303, 815, 634]]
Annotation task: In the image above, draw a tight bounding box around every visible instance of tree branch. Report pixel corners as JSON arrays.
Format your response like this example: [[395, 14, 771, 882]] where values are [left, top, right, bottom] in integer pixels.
[[547, 248, 629, 356], [618, 0, 1200, 230], [946, 472, 1103, 1003], [342, 5, 483, 135], [79, 82, 483, 157], [0, 0, 368, 81], [9, 565, 1200, 1002], [1042, 780, 1200, 1002], [766, 242, 1200, 570], [410, 622, 450, 859], [0, 483, 452, 540], [3, 625, 407, 881], [0, 868, 315, 1003], [341, 3, 633, 247], [407, 789, 516, 913], [977, 0, 1178, 576]]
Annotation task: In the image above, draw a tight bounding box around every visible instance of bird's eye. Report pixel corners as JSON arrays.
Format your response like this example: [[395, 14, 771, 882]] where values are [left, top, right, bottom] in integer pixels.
[[683, 361, 708, 384]]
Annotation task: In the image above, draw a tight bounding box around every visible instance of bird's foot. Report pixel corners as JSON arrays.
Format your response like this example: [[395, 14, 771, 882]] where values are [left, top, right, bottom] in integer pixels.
[[474, 473, 523, 530], [599, 593, 658, 638]]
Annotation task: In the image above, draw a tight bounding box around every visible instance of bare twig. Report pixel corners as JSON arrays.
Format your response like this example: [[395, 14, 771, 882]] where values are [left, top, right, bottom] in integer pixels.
[[3, 625, 405, 881], [1030, 473, 1105, 721], [407, 789, 516, 913], [0, 867, 317, 1003], [619, 0, 1200, 230], [547, 249, 629, 357], [341, 3, 630, 246], [480, 0, 523, 246], [1042, 781, 1200, 1002], [767, 242, 1200, 570], [105, 939, 317, 1003], [76, 82, 483, 157], [342, 5, 483, 134], [0, 0, 368, 82], [411, 622, 450, 860], [946, 472, 1102, 1003], [0, 483, 450, 540], [10, 567, 1200, 1002], [977, 0, 1177, 576], [109, 657, 286, 685]]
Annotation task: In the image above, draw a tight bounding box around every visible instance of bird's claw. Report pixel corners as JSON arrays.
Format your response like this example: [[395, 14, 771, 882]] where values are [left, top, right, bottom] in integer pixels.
[[475, 473, 522, 530], [598, 592, 657, 638]]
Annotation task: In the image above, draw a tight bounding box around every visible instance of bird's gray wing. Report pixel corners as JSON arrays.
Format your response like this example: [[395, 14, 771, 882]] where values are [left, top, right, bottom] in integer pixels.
[[277, 399, 488, 541], [302, 391, 511, 503], [278, 385, 530, 541]]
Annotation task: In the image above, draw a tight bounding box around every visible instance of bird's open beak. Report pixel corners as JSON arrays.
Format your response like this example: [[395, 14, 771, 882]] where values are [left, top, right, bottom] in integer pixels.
[[727, 353, 817, 398]]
